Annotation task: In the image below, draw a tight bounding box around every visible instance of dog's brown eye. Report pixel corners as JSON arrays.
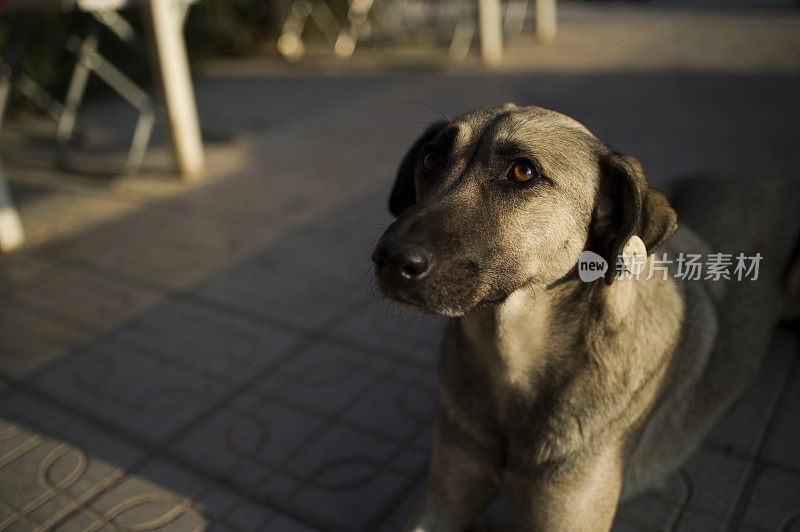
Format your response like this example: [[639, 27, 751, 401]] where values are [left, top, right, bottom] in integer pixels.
[[508, 162, 536, 183], [421, 149, 441, 172]]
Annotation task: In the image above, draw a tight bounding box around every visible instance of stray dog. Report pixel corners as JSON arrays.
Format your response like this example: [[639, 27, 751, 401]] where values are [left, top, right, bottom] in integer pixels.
[[371, 104, 800, 531]]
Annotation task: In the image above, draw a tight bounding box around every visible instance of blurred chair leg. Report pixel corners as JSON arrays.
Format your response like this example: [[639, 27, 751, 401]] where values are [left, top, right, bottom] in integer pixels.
[[16, 76, 65, 124], [123, 105, 155, 176], [145, 0, 205, 180], [478, 0, 503, 65], [504, 0, 528, 36], [0, 161, 24, 253], [57, 33, 98, 148], [87, 54, 155, 175], [0, 60, 12, 131], [336, 0, 375, 59], [278, 1, 312, 60], [534, 0, 556, 43], [449, 12, 475, 62], [311, 0, 344, 54]]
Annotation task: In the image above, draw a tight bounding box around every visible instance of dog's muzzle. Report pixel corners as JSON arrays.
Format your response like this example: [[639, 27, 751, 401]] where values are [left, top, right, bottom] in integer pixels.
[[371, 237, 434, 298]]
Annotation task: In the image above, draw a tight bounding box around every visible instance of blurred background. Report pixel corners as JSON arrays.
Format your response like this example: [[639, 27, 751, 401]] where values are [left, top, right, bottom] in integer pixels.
[[1, 0, 799, 530]]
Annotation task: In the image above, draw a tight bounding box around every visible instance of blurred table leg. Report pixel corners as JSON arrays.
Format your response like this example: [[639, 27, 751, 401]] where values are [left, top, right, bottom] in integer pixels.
[[0, 161, 24, 253], [478, 0, 503, 66], [535, 0, 557, 43], [144, 0, 204, 180]]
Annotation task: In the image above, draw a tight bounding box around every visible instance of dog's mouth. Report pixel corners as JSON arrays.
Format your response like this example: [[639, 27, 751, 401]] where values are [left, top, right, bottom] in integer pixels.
[[373, 275, 440, 314], [373, 268, 487, 317]]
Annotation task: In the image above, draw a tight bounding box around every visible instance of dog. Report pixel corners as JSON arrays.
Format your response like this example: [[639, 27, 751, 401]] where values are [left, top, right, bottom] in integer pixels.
[[370, 104, 800, 531]]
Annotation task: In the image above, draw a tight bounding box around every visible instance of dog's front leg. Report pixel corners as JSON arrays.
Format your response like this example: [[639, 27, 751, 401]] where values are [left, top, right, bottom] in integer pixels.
[[404, 431, 498, 532], [505, 446, 624, 532]]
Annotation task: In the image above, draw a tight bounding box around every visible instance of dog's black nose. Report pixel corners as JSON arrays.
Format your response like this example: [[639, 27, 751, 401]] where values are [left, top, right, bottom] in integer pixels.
[[372, 241, 432, 281]]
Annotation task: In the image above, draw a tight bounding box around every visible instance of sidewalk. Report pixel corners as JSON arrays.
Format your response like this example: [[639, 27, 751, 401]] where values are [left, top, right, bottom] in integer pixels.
[[1, 2, 800, 530]]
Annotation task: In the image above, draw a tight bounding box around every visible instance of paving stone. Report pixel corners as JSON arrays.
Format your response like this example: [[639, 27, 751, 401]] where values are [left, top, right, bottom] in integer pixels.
[[194, 486, 243, 522], [740, 467, 800, 531], [198, 262, 361, 331], [611, 522, 657, 532], [288, 469, 410, 531], [117, 301, 303, 386], [343, 378, 437, 442], [17, 267, 163, 333], [31, 338, 229, 443], [376, 482, 423, 532], [0, 302, 90, 379], [330, 297, 443, 365], [248, 195, 389, 293], [174, 396, 324, 492], [87, 209, 275, 289], [674, 510, 726, 532], [53, 461, 208, 531], [615, 472, 687, 530], [389, 447, 429, 477], [763, 353, 800, 471], [262, 514, 321, 531], [284, 425, 403, 485], [680, 450, 752, 518], [251, 341, 396, 416], [276, 425, 416, 528], [221, 499, 272, 531], [0, 391, 144, 531], [706, 329, 797, 456], [0, 254, 57, 292]]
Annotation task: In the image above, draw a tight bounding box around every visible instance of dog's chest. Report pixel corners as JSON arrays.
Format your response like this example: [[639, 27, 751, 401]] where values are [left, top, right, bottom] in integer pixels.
[[454, 291, 582, 450], [464, 292, 548, 385]]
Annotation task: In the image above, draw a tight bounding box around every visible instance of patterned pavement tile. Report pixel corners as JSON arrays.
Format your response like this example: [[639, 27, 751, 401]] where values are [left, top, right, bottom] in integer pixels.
[[170, 335, 433, 532], [249, 341, 398, 417], [74, 236, 240, 292], [388, 447, 429, 477], [0, 253, 57, 292], [50, 459, 289, 532], [679, 450, 751, 518], [376, 483, 424, 532], [261, 514, 321, 531], [0, 302, 90, 380], [279, 425, 420, 530], [343, 378, 437, 442], [672, 510, 726, 532], [763, 352, 800, 471], [16, 267, 163, 334], [706, 329, 797, 457], [197, 262, 362, 331], [614, 472, 687, 531], [247, 209, 385, 294], [329, 298, 443, 366], [288, 469, 409, 531], [0, 391, 144, 531], [31, 337, 229, 444], [174, 394, 325, 492], [283, 425, 405, 483], [116, 301, 304, 386], [739, 466, 800, 531], [172, 395, 420, 530]]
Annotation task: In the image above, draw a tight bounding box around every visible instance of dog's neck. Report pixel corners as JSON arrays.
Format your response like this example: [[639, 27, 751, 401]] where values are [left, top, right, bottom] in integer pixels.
[[460, 272, 680, 392], [460, 277, 591, 389]]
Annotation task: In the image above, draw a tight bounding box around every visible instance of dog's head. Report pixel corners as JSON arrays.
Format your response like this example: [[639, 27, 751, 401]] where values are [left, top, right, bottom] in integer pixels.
[[371, 105, 677, 316]]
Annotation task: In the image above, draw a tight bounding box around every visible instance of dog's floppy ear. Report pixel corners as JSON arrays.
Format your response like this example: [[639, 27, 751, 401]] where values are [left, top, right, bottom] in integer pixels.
[[389, 121, 447, 216], [596, 151, 678, 284]]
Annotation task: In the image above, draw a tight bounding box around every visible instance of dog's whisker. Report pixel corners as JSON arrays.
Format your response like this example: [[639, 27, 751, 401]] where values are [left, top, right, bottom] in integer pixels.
[[401, 99, 453, 126]]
